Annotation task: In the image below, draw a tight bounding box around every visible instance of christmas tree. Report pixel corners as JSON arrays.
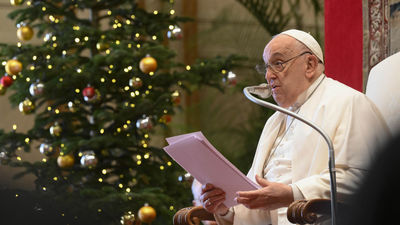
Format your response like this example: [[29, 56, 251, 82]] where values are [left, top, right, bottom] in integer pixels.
[[0, 0, 242, 224]]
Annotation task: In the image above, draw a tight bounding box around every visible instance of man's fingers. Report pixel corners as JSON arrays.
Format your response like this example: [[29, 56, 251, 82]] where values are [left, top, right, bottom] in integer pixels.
[[255, 175, 271, 187], [200, 188, 226, 205], [201, 183, 214, 194], [236, 189, 260, 198], [235, 196, 252, 205]]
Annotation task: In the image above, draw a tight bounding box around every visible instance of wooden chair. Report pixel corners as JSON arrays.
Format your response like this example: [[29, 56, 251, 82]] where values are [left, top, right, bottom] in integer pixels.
[[173, 199, 333, 225], [173, 52, 400, 225]]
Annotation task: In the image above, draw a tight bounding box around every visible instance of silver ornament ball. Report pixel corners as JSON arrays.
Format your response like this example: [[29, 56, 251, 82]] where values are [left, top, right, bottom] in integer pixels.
[[136, 117, 153, 130], [39, 143, 54, 156], [29, 82, 45, 96], [80, 150, 98, 168]]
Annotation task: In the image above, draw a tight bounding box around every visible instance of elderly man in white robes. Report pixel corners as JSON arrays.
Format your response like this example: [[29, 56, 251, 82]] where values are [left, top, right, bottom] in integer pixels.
[[198, 29, 390, 225]]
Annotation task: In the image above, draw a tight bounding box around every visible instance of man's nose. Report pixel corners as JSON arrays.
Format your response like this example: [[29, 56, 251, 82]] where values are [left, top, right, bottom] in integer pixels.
[[265, 69, 275, 82]]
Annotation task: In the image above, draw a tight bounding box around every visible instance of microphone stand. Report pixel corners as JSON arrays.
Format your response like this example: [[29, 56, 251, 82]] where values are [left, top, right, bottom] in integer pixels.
[[243, 87, 337, 225]]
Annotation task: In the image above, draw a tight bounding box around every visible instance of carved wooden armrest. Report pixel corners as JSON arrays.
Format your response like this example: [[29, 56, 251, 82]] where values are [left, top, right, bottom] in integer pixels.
[[173, 206, 215, 225], [287, 198, 333, 224]]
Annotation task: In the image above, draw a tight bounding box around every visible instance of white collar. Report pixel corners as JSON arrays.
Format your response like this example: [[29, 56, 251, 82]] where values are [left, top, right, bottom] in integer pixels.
[[287, 74, 325, 112]]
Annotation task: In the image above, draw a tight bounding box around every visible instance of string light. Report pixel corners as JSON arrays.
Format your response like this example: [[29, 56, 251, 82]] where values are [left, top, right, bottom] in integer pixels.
[[12, 124, 17, 130]]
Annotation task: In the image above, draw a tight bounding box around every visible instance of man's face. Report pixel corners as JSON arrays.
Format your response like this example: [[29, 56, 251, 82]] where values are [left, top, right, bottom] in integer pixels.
[[263, 35, 309, 108]]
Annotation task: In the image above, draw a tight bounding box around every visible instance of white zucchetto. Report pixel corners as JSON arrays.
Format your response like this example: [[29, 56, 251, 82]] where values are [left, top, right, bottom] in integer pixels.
[[280, 29, 324, 63]]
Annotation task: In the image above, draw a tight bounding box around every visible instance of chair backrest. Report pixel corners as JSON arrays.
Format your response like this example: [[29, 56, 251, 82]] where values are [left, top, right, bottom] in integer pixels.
[[366, 51, 400, 135]]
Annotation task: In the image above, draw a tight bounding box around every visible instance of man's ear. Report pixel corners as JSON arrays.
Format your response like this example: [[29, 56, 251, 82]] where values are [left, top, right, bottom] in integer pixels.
[[305, 55, 318, 79]]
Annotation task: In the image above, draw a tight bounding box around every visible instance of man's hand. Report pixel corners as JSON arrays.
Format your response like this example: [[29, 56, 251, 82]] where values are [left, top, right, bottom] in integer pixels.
[[235, 175, 294, 210], [200, 183, 229, 216]]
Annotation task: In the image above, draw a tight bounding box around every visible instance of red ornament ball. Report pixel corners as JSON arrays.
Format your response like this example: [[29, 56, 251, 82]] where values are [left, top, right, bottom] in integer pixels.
[[0, 76, 13, 87], [82, 86, 95, 98]]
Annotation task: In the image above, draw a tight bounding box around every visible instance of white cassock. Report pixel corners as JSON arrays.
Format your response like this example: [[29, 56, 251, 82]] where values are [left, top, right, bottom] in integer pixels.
[[215, 75, 390, 225]]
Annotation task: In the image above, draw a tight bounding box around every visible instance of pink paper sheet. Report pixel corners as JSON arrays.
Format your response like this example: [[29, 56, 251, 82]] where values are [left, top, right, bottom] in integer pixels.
[[164, 131, 259, 208]]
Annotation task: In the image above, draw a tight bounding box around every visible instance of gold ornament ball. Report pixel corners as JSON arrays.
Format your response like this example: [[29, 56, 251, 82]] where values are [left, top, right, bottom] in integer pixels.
[[121, 211, 140, 225], [17, 26, 34, 41], [0, 84, 7, 96], [18, 99, 35, 114], [96, 42, 110, 52], [138, 206, 156, 224], [139, 56, 157, 74], [57, 154, 75, 168], [5, 59, 23, 75], [50, 124, 62, 137], [10, 0, 23, 6]]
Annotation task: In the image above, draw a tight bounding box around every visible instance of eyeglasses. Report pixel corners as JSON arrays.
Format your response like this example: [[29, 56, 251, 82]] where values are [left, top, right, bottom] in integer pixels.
[[256, 51, 312, 74]]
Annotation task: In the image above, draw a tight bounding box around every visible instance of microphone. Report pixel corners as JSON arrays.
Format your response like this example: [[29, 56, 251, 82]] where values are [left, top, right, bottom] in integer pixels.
[[243, 85, 337, 225], [246, 83, 272, 99]]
